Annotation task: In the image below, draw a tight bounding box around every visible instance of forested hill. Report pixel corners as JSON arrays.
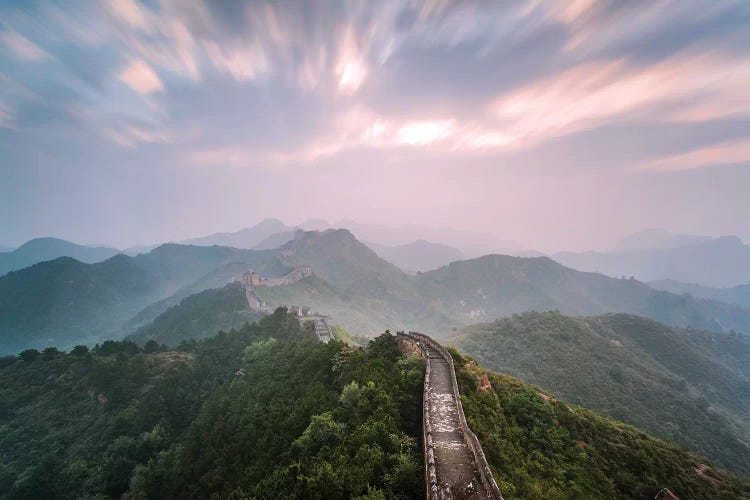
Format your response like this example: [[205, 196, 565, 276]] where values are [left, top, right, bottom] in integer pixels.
[[450, 311, 750, 474], [0, 244, 285, 354], [416, 254, 750, 334], [5, 228, 750, 355], [453, 349, 750, 499], [0, 311, 425, 499], [1, 315, 748, 499], [127, 282, 261, 347], [252, 229, 750, 337], [0, 237, 120, 277]]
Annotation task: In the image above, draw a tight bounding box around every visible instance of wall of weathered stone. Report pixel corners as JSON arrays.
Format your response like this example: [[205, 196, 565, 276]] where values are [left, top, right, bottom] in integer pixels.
[[398, 331, 504, 500]]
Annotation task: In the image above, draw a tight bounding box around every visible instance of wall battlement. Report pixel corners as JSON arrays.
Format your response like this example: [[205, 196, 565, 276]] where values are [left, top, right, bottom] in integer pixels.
[[238, 266, 334, 343], [242, 265, 313, 290]]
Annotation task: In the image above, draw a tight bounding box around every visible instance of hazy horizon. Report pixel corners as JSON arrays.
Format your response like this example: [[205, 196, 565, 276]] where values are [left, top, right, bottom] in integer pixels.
[[2, 1, 750, 252], [2, 216, 748, 257]]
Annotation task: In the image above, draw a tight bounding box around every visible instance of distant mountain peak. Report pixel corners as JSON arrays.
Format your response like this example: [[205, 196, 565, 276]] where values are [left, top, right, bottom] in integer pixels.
[[557, 232, 750, 287], [0, 237, 121, 278], [286, 227, 360, 247], [179, 219, 294, 249], [614, 229, 711, 252], [714, 235, 743, 246], [16, 236, 70, 248], [254, 218, 287, 229]]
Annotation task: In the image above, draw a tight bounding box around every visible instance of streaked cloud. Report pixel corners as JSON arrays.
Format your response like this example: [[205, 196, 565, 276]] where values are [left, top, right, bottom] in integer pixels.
[[203, 42, 269, 82], [118, 59, 163, 94], [103, 124, 170, 148], [490, 51, 750, 150], [2, 0, 750, 250], [0, 102, 13, 128], [1, 30, 51, 61], [639, 140, 750, 172], [105, 0, 150, 31]]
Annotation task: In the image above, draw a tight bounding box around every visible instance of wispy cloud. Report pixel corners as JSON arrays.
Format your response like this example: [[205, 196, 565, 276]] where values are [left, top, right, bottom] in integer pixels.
[[0, 102, 13, 128], [639, 140, 750, 172], [105, 0, 150, 31], [1, 30, 51, 61], [2, 0, 750, 250], [118, 59, 163, 94], [489, 50, 750, 149], [203, 41, 269, 82]]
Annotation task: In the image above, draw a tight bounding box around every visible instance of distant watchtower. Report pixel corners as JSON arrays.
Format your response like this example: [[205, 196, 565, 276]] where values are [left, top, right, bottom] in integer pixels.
[[242, 270, 261, 288]]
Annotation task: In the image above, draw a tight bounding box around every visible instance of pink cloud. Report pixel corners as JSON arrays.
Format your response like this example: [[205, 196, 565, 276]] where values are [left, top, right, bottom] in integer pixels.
[[105, 0, 149, 30], [491, 50, 750, 149], [118, 59, 163, 94], [1, 30, 50, 62], [638, 140, 750, 172], [103, 124, 170, 147], [203, 41, 269, 82]]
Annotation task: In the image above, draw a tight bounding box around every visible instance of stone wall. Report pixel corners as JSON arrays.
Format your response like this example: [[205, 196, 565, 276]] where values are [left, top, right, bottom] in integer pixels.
[[398, 331, 504, 500]]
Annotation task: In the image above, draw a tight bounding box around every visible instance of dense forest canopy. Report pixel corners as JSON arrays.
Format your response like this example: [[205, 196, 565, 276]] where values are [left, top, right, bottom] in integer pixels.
[[0, 309, 424, 499], [452, 311, 750, 474], [2, 307, 749, 499], [453, 349, 750, 500]]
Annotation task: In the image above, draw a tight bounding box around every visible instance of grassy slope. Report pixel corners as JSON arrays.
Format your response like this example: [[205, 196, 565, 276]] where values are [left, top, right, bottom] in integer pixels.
[[450, 311, 750, 473], [453, 349, 750, 499]]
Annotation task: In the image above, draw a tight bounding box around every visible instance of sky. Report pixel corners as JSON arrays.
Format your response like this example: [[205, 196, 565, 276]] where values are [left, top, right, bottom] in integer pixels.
[[1, 0, 749, 252]]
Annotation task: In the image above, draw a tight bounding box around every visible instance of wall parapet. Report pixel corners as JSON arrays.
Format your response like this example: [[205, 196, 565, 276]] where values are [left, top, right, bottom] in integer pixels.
[[398, 331, 504, 500]]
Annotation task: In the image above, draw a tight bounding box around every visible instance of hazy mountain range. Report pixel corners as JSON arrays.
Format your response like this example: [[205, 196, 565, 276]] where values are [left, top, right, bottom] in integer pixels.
[[650, 279, 750, 311], [0, 244, 288, 354], [9, 225, 750, 290], [179, 218, 290, 249], [364, 239, 464, 273], [555, 230, 750, 287], [613, 228, 712, 252], [0, 219, 471, 278], [7, 226, 750, 355], [0, 238, 121, 277], [298, 218, 526, 257], [180, 217, 525, 258]]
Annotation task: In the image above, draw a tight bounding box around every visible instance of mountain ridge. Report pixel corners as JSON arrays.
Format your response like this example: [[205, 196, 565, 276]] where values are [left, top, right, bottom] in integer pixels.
[[0, 243, 287, 354], [0, 237, 121, 278], [5, 228, 750, 355], [650, 279, 750, 311], [555, 234, 750, 287], [365, 238, 464, 273], [179, 218, 292, 249]]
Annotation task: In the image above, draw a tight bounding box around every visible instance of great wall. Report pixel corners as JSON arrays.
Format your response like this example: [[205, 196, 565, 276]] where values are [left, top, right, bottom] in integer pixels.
[[239, 265, 334, 343], [240, 264, 502, 497], [398, 331, 503, 500]]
